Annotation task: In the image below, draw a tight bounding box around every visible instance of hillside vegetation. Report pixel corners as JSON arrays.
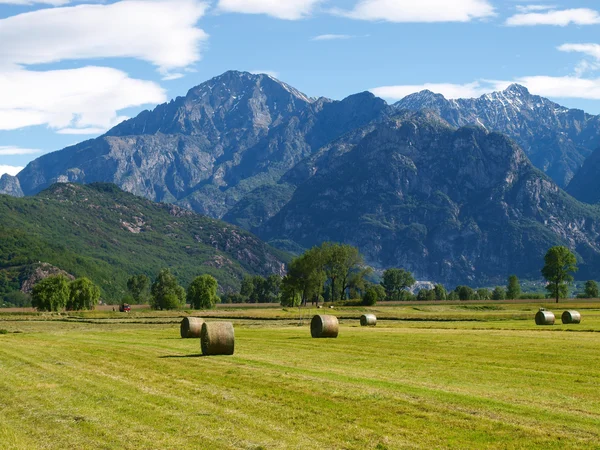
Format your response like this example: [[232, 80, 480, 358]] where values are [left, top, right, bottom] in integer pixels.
[[0, 183, 287, 301]]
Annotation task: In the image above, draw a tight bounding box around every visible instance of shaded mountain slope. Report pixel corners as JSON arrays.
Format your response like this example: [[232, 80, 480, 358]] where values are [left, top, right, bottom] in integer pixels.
[[260, 113, 600, 284]]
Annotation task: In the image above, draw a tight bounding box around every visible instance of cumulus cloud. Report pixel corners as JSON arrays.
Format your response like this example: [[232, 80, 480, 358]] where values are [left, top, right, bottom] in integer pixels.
[[559, 43, 600, 61], [0, 166, 24, 177], [0, 0, 209, 73], [0, 66, 166, 132], [371, 76, 600, 101], [506, 8, 600, 26], [0, 146, 41, 155], [217, 0, 322, 20], [333, 0, 495, 23]]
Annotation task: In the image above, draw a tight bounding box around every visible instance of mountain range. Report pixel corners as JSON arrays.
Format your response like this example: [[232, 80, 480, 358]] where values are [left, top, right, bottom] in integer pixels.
[[3, 70, 600, 285]]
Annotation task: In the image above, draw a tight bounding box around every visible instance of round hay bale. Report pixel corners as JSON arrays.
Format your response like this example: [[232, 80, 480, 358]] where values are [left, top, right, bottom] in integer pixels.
[[561, 310, 581, 324], [535, 310, 555, 325], [311, 315, 339, 338], [201, 322, 235, 355], [360, 314, 377, 327], [180, 317, 205, 338]]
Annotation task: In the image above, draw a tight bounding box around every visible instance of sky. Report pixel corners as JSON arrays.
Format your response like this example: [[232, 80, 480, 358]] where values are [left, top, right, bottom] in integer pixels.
[[3, 0, 600, 176]]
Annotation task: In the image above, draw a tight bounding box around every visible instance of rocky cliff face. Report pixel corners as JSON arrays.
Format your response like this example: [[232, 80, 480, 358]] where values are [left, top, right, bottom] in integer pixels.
[[395, 84, 597, 187], [260, 113, 600, 284], [10, 71, 391, 223], [0, 174, 23, 197]]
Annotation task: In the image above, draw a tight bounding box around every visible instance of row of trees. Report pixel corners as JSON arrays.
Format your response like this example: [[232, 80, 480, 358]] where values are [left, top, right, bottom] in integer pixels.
[[32, 276, 100, 312], [280, 243, 374, 307], [128, 270, 220, 310], [23, 244, 594, 310]]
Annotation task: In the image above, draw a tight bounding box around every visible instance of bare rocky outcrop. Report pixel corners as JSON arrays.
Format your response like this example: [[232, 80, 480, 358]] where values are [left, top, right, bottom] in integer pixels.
[[20, 263, 75, 294]]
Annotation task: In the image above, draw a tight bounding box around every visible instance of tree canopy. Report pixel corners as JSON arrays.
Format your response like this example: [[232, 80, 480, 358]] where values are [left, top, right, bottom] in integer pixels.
[[187, 275, 220, 310], [31, 275, 70, 312], [150, 269, 186, 310], [541, 246, 578, 303], [67, 277, 100, 311], [381, 269, 415, 301]]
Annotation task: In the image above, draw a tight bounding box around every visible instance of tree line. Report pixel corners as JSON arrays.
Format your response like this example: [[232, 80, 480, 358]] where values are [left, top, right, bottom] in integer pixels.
[[15, 242, 597, 310]]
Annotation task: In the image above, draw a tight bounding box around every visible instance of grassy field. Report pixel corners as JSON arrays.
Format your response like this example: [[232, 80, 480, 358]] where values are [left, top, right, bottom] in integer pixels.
[[1, 303, 600, 449]]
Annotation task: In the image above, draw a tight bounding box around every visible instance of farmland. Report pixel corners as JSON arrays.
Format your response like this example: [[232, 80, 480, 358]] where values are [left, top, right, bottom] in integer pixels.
[[1, 302, 600, 449]]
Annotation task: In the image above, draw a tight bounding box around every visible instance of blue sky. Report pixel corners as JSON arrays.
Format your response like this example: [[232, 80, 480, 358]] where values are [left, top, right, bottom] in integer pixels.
[[3, 0, 600, 175]]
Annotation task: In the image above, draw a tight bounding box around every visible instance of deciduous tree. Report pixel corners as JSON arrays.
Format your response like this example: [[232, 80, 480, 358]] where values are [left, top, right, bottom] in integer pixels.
[[541, 246, 578, 303], [187, 275, 219, 310], [506, 275, 521, 300], [150, 269, 185, 310], [31, 275, 70, 312], [67, 277, 100, 311]]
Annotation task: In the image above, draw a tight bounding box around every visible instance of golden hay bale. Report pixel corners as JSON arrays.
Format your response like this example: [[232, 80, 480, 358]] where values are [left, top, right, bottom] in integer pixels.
[[311, 315, 339, 338], [535, 310, 555, 325], [180, 317, 205, 338], [360, 314, 377, 327], [561, 310, 581, 324], [201, 322, 235, 355]]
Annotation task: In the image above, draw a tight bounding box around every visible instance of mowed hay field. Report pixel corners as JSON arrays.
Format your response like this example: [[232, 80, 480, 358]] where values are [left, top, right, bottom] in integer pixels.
[[1, 303, 600, 449]]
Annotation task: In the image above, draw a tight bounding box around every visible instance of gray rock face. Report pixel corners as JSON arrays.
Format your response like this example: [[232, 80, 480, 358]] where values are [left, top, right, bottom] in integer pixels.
[[260, 113, 600, 284], [0, 174, 23, 197], [11, 71, 391, 223], [395, 84, 597, 187]]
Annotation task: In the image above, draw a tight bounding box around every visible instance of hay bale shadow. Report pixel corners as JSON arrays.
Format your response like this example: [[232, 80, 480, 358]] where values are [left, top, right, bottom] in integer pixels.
[[159, 354, 204, 358]]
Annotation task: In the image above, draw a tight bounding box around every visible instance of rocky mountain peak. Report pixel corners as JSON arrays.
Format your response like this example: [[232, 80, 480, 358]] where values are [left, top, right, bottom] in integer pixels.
[[501, 83, 530, 97], [396, 89, 449, 110]]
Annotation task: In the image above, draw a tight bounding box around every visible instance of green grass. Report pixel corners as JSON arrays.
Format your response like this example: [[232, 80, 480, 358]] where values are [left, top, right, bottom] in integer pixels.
[[1, 304, 600, 449]]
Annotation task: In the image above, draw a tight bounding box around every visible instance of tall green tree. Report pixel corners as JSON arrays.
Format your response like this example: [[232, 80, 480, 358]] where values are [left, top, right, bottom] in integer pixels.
[[492, 286, 506, 300], [541, 246, 578, 303], [455, 286, 475, 301], [477, 288, 492, 301], [321, 243, 365, 301], [280, 277, 302, 307], [284, 246, 326, 306], [433, 284, 447, 300], [506, 275, 521, 300], [584, 280, 599, 299], [127, 274, 149, 304], [31, 275, 70, 312], [381, 269, 415, 301], [150, 269, 185, 310], [67, 278, 100, 311], [187, 274, 219, 310]]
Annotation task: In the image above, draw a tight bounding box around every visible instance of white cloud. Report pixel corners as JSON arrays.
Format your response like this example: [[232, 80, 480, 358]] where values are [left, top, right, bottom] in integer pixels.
[[56, 127, 110, 135], [0, 166, 24, 177], [334, 0, 495, 23], [371, 81, 508, 100], [250, 70, 280, 78], [515, 5, 554, 13], [217, 0, 322, 20], [506, 8, 600, 26], [0, 146, 41, 156], [0, 0, 69, 4], [559, 43, 600, 61], [0, 0, 209, 73], [312, 34, 353, 41], [0, 66, 166, 132], [371, 76, 600, 101]]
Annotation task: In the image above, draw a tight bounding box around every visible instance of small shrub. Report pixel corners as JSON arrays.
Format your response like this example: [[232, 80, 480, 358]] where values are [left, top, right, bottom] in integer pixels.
[[0, 329, 8, 334]]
